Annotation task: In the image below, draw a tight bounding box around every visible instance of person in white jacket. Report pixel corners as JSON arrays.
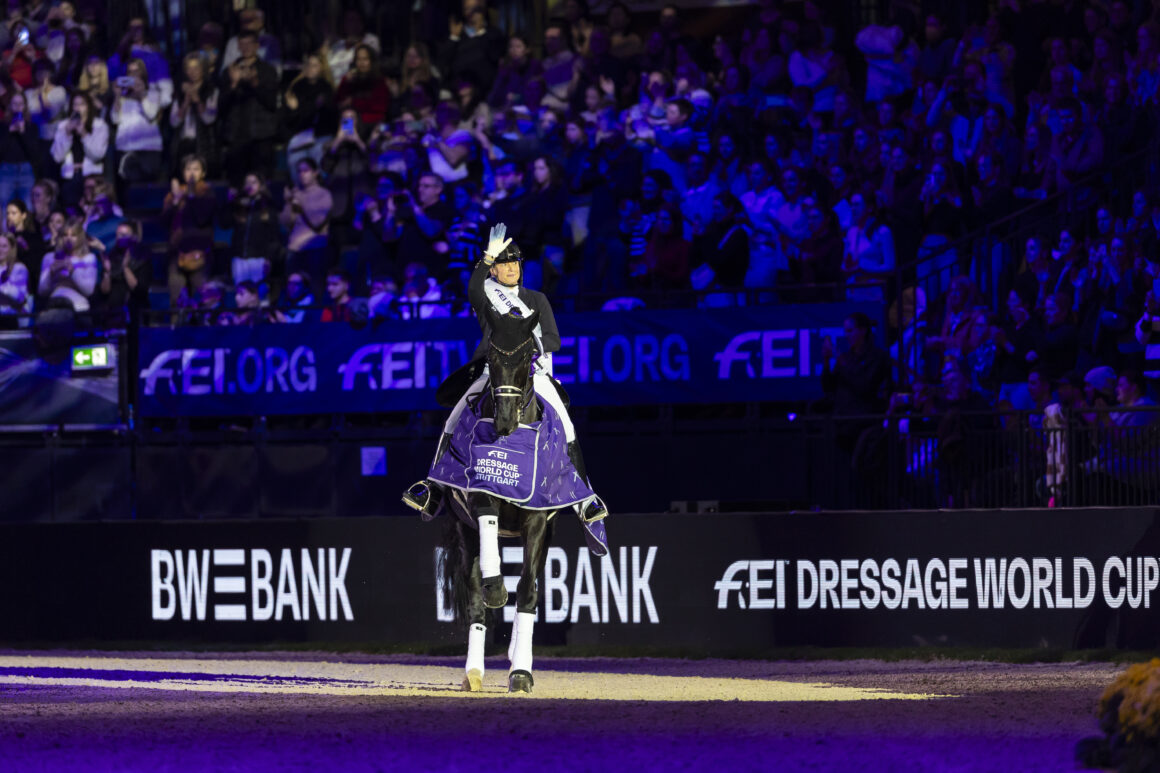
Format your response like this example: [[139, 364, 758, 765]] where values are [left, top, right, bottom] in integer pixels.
[[111, 57, 164, 183], [50, 92, 108, 207], [38, 219, 98, 311]]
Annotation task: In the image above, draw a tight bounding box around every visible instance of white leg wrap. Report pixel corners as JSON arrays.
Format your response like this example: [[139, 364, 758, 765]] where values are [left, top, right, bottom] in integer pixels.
[[479, 515, 500, 577], [466, 623, 486, 675], [507, 612, 519, 662], [510, 611, 535, 674]]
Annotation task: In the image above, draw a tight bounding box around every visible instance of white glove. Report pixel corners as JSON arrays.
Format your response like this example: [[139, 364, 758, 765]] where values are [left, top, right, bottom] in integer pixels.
[[485, 222, 512, 262]]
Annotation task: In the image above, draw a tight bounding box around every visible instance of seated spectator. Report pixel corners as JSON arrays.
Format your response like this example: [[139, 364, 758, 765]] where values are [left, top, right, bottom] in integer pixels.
[[82, 179, 123, 250], [540, 21, 575, 110], [219, 8, 281, 76], [281, 159, 333, 299], [76, 54, 113, 115], [0, 233, 29, 316], [1113, 369, 1157, 427], [169, 52, 218, 178], [607, 2, 642, 61], [111, 57, 163, 185], [801, 196, 844, 288], [276, 271, 314, 324], [321, 268, 355, 322], [218, 30, 278, 185], [523, 154, 568, 290], [223, 172, 279, 288], [218, 280, 271, 326], [335, 44, 390, 130], [488, 33, 541, 108], [187, 279, 225, 326], [855, 14, 919, 104], [393, 43, 439, 100], [162, 154, 215, 306], [1135, 289, 1160, 386], [841, 190, 894, 302], [0, 91, 39, 206], [7, 198, 44, 293], [96, 218, 150, 322], [28, 177, 55, 240], [1045, 96, 1103, 192], [994, 286, 1044, 410], [636, 204, 688, 291], [690, 192, 748, 292], [56, 26, 88, 88], [326, 9, 381, 82], [423, 102, 475, 184], [438, 7, 506, 93], [107, 17, 171, 106], [284, 52, 337, 186], [396, 262, 449, 320], [50, 91, 107, 207], [821, 311, 891, 416], [24, 57, 65, 168], [740, 160, 782, 289], [38, 216, 96, 310], [1033, 289, 1080, 379], [926, 275, 986, 365]]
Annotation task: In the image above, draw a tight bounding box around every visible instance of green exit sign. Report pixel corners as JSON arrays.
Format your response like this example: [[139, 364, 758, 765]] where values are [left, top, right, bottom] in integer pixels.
[[71, 344, 113, 371]]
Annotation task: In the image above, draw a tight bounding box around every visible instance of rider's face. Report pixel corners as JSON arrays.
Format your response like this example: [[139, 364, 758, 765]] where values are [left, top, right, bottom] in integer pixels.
[[490, 261, 521, 286]]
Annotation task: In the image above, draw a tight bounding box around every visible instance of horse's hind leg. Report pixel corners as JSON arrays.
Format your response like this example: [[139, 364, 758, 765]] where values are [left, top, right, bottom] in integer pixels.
[[509, 510, 550, 694], [477, 504, 508, 608]]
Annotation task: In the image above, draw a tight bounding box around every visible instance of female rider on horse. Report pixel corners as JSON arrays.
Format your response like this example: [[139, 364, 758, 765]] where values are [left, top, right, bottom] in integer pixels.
[[403, 223, 609, 556]]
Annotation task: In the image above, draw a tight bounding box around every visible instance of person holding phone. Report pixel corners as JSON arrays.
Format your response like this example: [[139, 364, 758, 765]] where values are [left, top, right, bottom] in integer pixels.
[[110, 57, 163, 188], [49, 91, 108, 207], [322, 108, 371, 248]]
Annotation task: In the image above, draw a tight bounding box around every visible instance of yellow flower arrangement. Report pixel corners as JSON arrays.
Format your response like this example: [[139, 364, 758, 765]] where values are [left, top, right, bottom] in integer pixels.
[[1081, 660, 1160, 770]]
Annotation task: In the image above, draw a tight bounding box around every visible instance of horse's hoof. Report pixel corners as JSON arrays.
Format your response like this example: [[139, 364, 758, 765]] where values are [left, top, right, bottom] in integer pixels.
[[482, 575, 508, 608], [508, 670, 533, 694], [462, 669, 482, 692]]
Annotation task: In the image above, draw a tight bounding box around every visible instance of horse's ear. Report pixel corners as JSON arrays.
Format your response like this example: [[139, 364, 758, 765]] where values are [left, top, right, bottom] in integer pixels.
[[483, 304, 499, 326], [522, 308, 540, 330]]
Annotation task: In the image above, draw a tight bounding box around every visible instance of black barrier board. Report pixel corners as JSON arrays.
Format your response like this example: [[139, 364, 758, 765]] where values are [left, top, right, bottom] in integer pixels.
[[3, 509, 1160, 649]]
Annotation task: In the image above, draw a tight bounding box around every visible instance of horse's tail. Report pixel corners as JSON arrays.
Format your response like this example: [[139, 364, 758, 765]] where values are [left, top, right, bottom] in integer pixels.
[[440, 518, 475, 626]]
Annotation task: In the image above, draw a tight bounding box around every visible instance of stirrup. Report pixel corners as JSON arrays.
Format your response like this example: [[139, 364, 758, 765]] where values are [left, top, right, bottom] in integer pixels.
[[577, 497, 609, 557], [402, 481, 438, 521]]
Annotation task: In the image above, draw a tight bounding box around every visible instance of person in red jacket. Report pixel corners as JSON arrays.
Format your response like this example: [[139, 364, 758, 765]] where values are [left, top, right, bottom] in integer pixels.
[[335, 44, 389, 129]]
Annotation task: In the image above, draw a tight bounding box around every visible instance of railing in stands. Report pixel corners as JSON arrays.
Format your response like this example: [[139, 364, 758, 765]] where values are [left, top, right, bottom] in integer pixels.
[[796, 406, 1160, 511]]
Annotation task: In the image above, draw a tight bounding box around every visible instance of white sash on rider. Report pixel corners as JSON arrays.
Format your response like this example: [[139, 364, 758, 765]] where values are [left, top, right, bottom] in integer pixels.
[[483, 278, 552, 375]]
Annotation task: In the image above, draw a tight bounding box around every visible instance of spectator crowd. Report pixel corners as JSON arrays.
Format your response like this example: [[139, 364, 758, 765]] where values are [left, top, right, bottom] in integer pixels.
[[0, 0, 1159, 432]]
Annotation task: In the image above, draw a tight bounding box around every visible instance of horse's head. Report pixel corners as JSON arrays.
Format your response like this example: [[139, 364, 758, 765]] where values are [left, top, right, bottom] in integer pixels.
[[485, 305, 539, 437]]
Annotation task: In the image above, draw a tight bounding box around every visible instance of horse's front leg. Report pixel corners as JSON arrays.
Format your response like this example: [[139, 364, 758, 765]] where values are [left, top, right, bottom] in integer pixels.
[[457, 521, 488, 692], [470, 494, 508, 609], [509, 510, 549, 693]]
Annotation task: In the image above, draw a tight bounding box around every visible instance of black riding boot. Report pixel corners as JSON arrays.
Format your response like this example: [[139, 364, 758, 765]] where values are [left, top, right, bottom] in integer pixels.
[[567, 440, 608, 522], [402, 434, 452, 520]]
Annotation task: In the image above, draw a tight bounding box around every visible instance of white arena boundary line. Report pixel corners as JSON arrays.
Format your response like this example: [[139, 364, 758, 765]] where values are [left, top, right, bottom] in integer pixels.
[[0, 655, 953, 702]]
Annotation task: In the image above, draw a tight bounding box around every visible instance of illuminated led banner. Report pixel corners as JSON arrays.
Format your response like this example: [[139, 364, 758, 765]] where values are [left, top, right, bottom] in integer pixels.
[[2, 509, 1160, 649], [136, 303, 879, 417]]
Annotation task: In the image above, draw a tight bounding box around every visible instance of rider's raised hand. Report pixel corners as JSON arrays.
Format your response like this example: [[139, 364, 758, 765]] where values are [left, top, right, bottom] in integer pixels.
[[485, 222, 512, 263]]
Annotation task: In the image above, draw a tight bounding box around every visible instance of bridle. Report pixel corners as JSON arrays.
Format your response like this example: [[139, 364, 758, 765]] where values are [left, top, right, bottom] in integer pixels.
[[488, 336, 536, 412]]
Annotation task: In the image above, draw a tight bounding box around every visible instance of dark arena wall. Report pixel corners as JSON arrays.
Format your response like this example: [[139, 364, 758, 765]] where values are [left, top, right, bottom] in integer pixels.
[[3, 509, 1160, 650]]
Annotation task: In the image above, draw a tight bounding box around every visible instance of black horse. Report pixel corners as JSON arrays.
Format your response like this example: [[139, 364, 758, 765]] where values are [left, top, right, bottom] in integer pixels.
[[439, 305, 559, 693]]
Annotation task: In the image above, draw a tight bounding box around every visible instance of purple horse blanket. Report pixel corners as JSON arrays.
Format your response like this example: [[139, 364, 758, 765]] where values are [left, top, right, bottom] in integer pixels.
[[428, 398, 594, 511]]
